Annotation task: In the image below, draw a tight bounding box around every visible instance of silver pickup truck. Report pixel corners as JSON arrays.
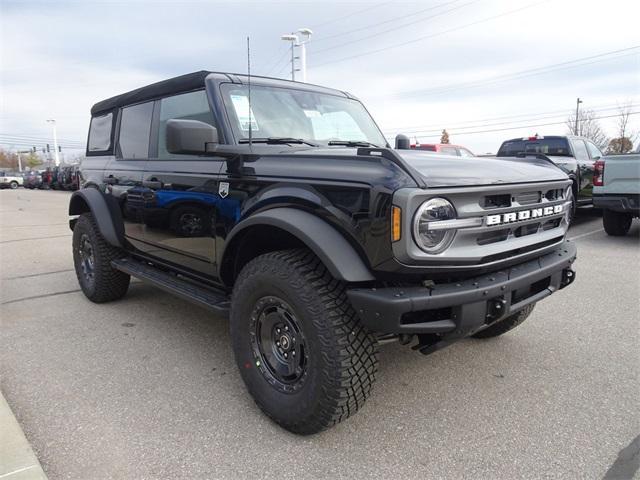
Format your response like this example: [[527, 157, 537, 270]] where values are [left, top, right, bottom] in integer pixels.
[[592, 153, 640, 235]]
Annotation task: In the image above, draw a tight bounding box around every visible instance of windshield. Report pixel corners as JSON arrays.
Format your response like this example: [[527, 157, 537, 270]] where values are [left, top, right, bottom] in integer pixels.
[[220, 84, 387, 147], [497, 138, 572, 157]]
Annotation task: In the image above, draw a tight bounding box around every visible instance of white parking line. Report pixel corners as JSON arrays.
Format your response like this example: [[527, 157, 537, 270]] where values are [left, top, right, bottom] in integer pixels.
[[569, 228, 604, 241]]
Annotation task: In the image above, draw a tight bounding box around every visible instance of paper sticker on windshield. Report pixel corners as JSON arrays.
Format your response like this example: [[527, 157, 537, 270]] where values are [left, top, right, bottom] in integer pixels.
[[303, 110, 321, 118], [230, 94, 259, 132]]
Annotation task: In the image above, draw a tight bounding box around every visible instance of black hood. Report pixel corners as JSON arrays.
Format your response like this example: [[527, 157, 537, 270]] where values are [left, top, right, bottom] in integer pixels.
[[396, 150, 569, 187]]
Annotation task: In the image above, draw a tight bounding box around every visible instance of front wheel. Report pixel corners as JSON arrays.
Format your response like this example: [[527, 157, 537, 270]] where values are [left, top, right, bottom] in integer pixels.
[[72, 213, 130, 303], [602, 210, 632, 236], [230, 249, 378, 435], [10, 181, 18, 189], [472, 304, 535, 339]]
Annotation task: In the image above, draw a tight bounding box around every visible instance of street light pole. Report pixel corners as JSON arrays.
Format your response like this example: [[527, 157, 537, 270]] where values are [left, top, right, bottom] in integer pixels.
[[47, 119, 60, 166], [280, 28, 312, 83], [574, 98, 582, 135]]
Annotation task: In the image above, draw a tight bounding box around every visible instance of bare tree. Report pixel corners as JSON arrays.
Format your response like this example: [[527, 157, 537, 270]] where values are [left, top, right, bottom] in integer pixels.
[[566, 109, 609, 150], [440, 129, 450, 144], [606, 102, 638, 154]]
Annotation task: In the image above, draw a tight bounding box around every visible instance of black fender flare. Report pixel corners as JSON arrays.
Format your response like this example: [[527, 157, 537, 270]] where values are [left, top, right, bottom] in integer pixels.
[[221, 208, 375, 283], [68, 188, 125, 248]]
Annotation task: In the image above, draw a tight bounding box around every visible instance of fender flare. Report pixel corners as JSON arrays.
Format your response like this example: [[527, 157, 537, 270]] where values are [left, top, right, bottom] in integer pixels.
[[68, 188, 125, 248], [222, 208, 375, 283]]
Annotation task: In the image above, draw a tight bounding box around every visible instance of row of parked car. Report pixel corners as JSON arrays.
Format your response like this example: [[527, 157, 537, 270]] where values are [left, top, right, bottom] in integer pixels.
[[0, 165, 81, 190]]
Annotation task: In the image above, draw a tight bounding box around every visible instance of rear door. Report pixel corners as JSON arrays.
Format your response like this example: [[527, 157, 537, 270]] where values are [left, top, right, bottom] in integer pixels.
[[103, 101, 154, 245]]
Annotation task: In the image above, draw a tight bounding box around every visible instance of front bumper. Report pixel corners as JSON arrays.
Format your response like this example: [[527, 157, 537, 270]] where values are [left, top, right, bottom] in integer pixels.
[[593, 194, 640, 215], [348, 240, 576, 340]]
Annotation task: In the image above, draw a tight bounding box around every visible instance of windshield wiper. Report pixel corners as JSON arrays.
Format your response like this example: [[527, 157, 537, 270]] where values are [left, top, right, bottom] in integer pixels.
[[239, 137, 319, 147], [327, 140, 380, 148]]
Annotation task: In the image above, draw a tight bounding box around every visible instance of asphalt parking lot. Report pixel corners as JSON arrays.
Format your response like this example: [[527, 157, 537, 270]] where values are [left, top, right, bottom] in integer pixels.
[[1, 189, 638, 480]]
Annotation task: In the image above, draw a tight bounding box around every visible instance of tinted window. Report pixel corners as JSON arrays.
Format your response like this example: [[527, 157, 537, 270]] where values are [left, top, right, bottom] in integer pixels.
[[158, 90, 215, 158], [118, 102, 153, 159], [571, 139, 589, 161], [88, 113, 113, 152], [585, 140, 603, 159], [498, 138, 571, 157]]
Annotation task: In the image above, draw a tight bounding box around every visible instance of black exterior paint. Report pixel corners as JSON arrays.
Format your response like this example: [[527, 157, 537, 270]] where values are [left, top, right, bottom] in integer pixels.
[[76, 72, 571, 291]]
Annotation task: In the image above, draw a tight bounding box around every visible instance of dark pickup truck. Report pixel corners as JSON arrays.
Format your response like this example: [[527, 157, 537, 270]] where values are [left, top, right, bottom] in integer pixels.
[[497, 135, 604, 219], [69, 71, 576, 434]]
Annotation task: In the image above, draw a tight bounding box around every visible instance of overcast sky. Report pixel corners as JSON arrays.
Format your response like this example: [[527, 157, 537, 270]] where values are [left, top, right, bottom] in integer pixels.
[[1, 0, 638, 158]]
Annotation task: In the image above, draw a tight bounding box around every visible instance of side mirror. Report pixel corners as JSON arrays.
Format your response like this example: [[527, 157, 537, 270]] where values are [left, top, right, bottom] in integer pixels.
[[395, 134, 411, 150], [166, 119, 218, 155]]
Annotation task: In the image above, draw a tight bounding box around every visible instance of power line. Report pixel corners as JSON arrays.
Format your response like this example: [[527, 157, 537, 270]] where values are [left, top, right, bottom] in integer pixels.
[[311, 1, 394, 30], [314, 0, 549, 68], [312, 0, 463, 46], [382, 47, 640, 99], [381, 104, 639, 134], [400, 111, 640, 139]]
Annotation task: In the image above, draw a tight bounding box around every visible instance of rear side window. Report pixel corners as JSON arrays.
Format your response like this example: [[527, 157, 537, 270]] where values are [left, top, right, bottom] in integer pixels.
[[118, 102, 154, 159], [498, 138, 571, 157], [157, 90, 215, 158], [585, 140, 603, 159], [88, 113, 113, 152], [570, 139, 589, 161]]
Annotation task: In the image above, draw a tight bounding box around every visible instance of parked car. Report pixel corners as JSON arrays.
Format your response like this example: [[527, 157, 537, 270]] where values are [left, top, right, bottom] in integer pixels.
[[411, 143, 475, 157], [70, 71, 576, 435], [41, 167, 61, 190], [58, 165, 81, 190], [497, 135, 604, 217], [22, 170, 43, 189], [0, 171, 24, 189], [592, 153, 640, 235]]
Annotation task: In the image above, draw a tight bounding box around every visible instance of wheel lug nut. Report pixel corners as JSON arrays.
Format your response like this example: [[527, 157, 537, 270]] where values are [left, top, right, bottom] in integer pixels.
[[284, 353, 288, 358], [276, 328, 281, 334], [285, 326, 289, 331], [276, 342, 280, 347], [292, 351, 296, 357]]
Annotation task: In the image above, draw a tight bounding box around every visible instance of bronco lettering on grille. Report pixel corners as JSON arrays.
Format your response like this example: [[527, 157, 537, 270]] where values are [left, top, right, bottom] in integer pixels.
[[486, 204, 563, 226]]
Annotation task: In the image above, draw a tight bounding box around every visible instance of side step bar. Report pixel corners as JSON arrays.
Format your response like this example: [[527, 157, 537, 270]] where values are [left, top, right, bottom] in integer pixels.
[[111, 258, 230, 316]]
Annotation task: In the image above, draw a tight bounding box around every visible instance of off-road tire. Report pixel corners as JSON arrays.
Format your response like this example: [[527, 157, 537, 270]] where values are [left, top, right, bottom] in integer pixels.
[[72, 213, 130, 303], [230, 249, 378, 435], [472, 304, 535, 339], [602, 209, 632, 236]]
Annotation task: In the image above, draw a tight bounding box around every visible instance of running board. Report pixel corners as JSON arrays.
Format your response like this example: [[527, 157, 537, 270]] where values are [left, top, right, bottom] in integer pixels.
[[111, 258, 230, 316]]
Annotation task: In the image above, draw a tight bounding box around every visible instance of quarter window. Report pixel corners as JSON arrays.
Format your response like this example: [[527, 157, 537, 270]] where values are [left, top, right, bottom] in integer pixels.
[[88, 113, 113, 152], [157, 90, 215, 158], [118, 102, 154, 159]]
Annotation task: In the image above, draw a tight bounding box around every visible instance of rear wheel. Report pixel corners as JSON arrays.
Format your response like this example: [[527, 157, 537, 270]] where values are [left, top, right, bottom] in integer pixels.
[[602, 210, 632, 236], [472, 304, 535, 339], [230, 249, 378, 435], [10, 181, 18, 189], [72, 213, 130, 303]]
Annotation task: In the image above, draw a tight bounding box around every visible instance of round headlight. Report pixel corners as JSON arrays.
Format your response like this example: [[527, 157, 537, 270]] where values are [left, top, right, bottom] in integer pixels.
[[413, 197, 457, 253]]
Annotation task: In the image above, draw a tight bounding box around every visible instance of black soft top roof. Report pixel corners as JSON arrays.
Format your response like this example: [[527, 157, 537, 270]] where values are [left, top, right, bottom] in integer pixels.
[[91, 70, 355, 116], [91, 71, 211, 115]]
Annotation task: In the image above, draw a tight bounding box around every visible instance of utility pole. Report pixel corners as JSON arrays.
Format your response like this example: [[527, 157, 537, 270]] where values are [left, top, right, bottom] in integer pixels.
[[574, 98, 582, 135], [47, 119, 60, 166], [280, 28, 312, 82]]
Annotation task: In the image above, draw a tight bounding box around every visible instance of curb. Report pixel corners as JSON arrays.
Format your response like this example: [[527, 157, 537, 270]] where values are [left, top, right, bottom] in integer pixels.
[[0, 391, 47, 480]]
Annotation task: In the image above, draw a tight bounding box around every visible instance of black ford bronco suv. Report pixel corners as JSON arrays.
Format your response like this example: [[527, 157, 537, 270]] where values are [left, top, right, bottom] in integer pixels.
[[70, 71, 576, 434]]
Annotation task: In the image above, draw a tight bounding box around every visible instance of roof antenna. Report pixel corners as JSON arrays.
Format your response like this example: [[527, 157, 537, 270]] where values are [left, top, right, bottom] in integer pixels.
[[247, 36, 253, 150]]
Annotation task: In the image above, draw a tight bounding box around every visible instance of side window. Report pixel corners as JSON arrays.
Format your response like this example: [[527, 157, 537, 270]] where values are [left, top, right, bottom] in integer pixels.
[[118, 102, 154, 159], [157, 90, 215, 158], [586, 141, 603, 159], [570, 139, 589, 161], [440, 146, 457, 156], [458, 147, 474, 157], [88, 113, 113, 152]]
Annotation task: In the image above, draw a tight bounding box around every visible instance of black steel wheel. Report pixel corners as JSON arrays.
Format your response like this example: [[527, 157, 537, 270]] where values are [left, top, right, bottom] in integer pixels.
[[72, 213, 130, 303], [231, 249, 378, 435]]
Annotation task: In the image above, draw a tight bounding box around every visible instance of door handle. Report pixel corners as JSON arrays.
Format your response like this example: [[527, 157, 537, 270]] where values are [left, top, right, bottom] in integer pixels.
[[104, 175, 118, 185], [142, 179, 163, 189]]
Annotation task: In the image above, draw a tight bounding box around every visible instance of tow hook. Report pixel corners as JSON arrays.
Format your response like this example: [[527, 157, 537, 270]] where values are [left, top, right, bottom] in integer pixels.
[[561, 269, 576, 289], [486, 297, 507, 324]]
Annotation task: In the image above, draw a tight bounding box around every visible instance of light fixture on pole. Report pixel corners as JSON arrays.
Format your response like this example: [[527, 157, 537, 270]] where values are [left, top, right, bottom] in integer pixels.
[[574, 98, 582, 135], [46, 119, 60, 166], [280, 28, 312, 83]]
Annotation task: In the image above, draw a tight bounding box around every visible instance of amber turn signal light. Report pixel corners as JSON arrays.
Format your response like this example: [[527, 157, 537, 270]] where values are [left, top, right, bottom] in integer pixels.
[[391, 206, 402, 242]]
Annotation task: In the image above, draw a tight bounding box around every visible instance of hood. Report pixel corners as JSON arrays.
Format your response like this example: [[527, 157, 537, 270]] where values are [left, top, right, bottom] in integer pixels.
[[397, 150, 569, 187]]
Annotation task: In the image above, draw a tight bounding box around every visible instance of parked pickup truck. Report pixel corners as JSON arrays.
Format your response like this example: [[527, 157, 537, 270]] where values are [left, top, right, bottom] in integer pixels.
[[497, 135, 604, 218], [69, 71, 577, 434], [0, 171, 24, 189], [592, 153, 640, 236]]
